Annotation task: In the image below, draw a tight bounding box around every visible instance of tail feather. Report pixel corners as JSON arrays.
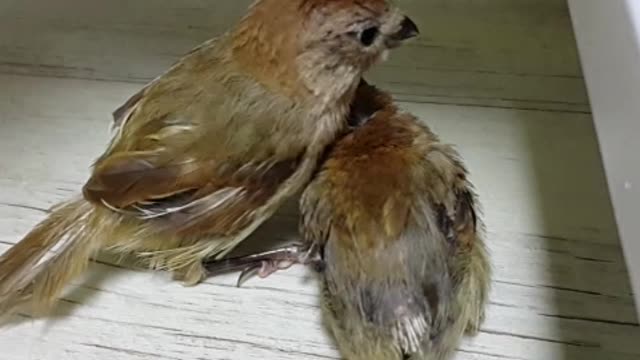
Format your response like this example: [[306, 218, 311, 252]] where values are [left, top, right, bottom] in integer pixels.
[[0, 198, 103, 318]]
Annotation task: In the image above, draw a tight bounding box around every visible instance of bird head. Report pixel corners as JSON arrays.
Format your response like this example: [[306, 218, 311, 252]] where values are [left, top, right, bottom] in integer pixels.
[[231, 0, 418, 104]]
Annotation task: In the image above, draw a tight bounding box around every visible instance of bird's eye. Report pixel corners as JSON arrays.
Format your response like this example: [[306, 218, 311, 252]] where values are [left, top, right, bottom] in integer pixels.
[[359, 27, 379, 47]]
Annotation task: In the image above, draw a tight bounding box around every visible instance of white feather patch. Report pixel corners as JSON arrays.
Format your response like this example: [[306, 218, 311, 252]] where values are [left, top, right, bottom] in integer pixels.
[[391, 311, 429, 355]]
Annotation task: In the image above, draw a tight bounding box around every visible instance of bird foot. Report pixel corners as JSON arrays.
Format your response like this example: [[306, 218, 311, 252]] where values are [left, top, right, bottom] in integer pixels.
[[203, 243, 322, 287]]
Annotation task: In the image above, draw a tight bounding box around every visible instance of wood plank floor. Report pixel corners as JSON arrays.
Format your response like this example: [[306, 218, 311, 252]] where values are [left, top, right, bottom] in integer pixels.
[[0, 1, 638, 359]]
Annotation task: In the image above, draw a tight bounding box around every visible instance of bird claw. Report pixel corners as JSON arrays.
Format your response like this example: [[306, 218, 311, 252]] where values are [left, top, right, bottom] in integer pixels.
[[202, 243, 322, 287], [236, 263, 260, 288]]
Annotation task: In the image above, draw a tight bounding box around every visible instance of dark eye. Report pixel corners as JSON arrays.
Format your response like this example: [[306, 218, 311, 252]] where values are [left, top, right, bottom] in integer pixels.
[[359, 27, 379, 47]]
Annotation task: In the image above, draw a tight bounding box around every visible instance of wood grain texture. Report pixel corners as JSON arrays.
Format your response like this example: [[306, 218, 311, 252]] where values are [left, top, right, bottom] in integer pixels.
[[0, 0, 587, 112], [0, 0, 638, 359]]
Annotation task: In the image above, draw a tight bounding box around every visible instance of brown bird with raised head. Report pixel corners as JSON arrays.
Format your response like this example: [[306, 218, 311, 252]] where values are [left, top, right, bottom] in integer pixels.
[[205, 79, 491, 360], [0, 0, 419, 319]]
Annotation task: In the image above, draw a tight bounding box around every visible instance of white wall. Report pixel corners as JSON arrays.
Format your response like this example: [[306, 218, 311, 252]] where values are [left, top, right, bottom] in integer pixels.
[[568, 0, 640, 314]]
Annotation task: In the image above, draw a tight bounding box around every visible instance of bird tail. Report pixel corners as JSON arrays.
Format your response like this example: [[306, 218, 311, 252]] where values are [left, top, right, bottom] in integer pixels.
[[0, 197, 106, 319]]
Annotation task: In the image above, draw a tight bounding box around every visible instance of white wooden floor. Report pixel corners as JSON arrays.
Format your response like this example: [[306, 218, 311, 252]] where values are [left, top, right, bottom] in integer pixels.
[[1, 1, 639, 359]]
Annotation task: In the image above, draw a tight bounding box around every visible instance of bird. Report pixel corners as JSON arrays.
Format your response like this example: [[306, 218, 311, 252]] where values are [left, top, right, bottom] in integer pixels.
[[0, 0, 419, 319], [204, 79, 492, 360]]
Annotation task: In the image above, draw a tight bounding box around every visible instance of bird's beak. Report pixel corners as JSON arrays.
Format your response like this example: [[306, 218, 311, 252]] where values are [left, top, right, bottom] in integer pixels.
[[397, 16, 420, 40], [386, 16, 419, 48]]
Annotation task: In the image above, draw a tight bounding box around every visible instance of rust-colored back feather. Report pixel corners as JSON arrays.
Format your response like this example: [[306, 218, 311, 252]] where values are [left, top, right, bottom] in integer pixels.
[[83, 152, 213, 209]]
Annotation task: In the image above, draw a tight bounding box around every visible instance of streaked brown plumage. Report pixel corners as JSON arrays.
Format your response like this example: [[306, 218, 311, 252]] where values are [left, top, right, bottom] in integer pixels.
[[0, 0, 418, 319], [205, 79, 491, 360]]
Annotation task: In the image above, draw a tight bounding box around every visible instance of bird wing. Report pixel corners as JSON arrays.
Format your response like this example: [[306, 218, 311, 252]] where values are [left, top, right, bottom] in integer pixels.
[[396, 148, 479, 353], [371, 176, 479, 356], [84, 75, 305, 239]]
